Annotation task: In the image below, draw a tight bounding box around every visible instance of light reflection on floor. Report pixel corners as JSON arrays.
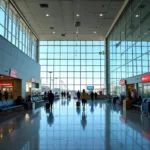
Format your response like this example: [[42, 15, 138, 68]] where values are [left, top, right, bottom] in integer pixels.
[[0, 99, 150, 150]]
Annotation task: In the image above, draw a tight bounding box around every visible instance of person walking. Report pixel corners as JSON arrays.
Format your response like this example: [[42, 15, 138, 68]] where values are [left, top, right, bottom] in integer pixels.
[[77, 90, 81, 101], [48, 90, 54, 110], [81, 89, 87, 110], [61, 91, 63, 99], [4, 90, 8, 106], [94, 92, 97, 100], [0, 90, 2, 101], [90, 91, 94, 101], [64, 92, 66, 99]]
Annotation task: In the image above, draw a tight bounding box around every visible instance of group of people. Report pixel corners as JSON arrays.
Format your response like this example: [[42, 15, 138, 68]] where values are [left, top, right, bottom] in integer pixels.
[[77, 90, 97, 101], [90, 91, 97, 101], [77, 89, 97, 110], [61, 91, 70, 99]]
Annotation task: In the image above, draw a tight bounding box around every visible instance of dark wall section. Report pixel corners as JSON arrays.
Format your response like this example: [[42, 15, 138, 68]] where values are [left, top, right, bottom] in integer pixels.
[[0, 35, 40, 97]]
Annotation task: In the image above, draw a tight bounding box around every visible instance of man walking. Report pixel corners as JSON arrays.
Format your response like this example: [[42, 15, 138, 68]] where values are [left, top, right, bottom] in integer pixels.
[[48, 90, 54, 110]]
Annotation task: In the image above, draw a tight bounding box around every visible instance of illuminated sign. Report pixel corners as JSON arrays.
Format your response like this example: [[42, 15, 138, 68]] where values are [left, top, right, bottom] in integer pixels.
[[87, 86, 94, 90], [0, 83, 13, 86], [10, 69, 17, 78], [141, 74, 150, 82], [119, 80, 126, 86]]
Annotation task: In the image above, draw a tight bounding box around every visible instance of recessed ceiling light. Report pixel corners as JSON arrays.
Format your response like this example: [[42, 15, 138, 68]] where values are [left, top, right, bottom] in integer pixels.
[[99, 13, 103, 16], [135, 14, 139, 17], [94, 31, 96, 34], [76, 31, 78, 34], [46, 14, 49, 17], [53, 31, 55, 34], [76, 14, 80, 17]]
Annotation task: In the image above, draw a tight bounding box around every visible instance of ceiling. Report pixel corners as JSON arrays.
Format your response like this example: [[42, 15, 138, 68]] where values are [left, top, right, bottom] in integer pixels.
[[13, 0, 125, 41]]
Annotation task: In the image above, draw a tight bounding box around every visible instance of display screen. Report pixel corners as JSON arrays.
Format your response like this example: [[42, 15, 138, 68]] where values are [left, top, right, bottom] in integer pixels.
[[87, 86, 94, 90]]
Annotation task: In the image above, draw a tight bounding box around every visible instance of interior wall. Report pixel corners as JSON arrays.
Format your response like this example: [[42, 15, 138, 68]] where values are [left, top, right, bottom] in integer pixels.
[[0, 35, 40, 98]]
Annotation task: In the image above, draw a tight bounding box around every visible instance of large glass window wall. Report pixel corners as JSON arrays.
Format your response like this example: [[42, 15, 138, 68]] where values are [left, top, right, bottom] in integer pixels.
[[107, 0, 150, 95], [39, 41, 105, 95], [0, 0, 37, 61]]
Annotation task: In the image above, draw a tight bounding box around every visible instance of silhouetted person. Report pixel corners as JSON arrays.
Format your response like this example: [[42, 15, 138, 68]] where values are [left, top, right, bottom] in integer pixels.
[[64, 92, 66, 98], [67, 92, 70, 99], [77, 90, 81, 101], [61, 91, 63, 99], [48, 90, 54, 110], [44, 91, 47, 100], [0, 90, 2, 101], [90, 91, 94, 101], [4, 90, 8, 101], [81, 89, 87, 110], [137, 96, 142, 105], [94, 92, 97, 99]]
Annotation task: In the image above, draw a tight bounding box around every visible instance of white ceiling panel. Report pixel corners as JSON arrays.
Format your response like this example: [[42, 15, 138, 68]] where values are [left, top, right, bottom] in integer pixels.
[[13, 0, 125, 40]]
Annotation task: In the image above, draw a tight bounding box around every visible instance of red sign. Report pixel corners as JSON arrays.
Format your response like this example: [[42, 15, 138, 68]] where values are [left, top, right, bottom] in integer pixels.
[[0, 83, 13, 86], [10, 69, 17, 78], [141, 74, 150, 82], [119, 80, 126, 86]]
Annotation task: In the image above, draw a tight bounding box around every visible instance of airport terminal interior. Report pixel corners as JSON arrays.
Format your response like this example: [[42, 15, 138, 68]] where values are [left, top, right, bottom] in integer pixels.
[[0, 0, 150, 149]]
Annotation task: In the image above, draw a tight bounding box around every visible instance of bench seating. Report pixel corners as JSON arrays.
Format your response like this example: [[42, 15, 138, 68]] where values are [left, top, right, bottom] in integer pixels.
[[132, 104, 141, 110], [0, 100, 24, 115], [31, 96, 44, 108], [24, 96, 44, 109]]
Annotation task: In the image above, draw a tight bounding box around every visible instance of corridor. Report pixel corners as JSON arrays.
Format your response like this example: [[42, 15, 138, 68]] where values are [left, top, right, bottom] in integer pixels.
[[0, 99, 150, 150]]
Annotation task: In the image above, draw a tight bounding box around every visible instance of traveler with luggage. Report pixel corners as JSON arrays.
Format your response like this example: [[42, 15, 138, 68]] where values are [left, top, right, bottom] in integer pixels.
[[81, 89, 87, 110], [48, 90, 54, 110], [77, 90, 81, 101]]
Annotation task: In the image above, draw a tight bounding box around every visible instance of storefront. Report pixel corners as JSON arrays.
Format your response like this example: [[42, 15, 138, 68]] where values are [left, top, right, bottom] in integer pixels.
[[139, 73, 150, 98], [26, 77, 40, 96], [119, 73, 150, 98], [0, 74, 21, 100]]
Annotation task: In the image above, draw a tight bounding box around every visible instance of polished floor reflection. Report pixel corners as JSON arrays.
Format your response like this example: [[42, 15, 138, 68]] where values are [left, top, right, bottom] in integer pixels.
[[0, 99, 150, 150]]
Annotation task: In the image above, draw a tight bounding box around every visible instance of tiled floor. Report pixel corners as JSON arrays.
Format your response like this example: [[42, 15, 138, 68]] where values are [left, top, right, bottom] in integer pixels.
[[0, 99, 150, 150]]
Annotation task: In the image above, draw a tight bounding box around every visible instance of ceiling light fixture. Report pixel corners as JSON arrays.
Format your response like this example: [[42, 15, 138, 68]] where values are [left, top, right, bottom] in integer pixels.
[[76, 31, 78, 34], [94, 31, 96, 34], [76, 14, 80, 17], [135, 14, 139, 17], [53, 31, 55, 34], [46, 14, 49, 17], [99, 14, 103, 17]]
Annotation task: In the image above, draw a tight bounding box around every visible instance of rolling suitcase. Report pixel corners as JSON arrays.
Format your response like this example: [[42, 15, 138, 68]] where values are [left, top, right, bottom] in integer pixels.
[[76, 101, 80, 107], [46, 103, 50, 109]]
